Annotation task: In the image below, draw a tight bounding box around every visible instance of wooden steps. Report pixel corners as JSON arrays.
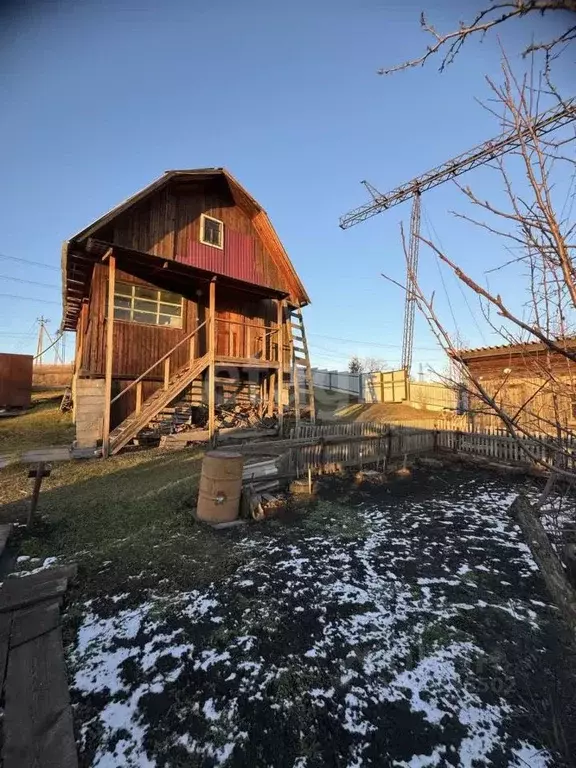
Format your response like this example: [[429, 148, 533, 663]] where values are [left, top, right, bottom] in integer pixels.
[[0, 565, 78, 768], [108, 353, 209, 455]]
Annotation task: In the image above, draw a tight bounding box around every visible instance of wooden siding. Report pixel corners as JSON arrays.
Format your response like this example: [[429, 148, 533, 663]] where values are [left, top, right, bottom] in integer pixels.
[[111, 379, 161, 429], [465, 349, 576, 379], [81, 265, 198, 379], [111, 182, 290, 295], [79, 264, 279, 379], [111, 186, 177, 258], [463, 346, 576, 433]]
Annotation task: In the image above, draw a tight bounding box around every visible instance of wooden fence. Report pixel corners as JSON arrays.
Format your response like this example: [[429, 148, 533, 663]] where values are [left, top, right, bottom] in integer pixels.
[[281, 421, 576, 476], [436, 429, 576, 471], [290, 421, 388, 439], [286, 423, 435, 475]]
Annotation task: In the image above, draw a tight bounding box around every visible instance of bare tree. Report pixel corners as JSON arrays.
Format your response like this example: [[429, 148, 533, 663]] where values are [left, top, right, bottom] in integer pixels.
[[379, 1, 576, 76], [348, 355, 389, 373], [381, 59, 576, 662]]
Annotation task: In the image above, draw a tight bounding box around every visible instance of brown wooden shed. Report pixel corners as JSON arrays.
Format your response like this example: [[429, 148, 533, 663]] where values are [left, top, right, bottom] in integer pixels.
[[452, 338, 576, 433], [0, 353, 33, 409]]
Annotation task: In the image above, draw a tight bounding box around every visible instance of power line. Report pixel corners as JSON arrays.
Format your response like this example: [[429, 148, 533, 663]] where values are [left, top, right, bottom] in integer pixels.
[[0, 274, 59, 290], [34, 331, 63, 361], [0, 294, 60, 305], [421, 203, 487, 345], [308, 333, 441, 352], [0, 253, 59, 271]]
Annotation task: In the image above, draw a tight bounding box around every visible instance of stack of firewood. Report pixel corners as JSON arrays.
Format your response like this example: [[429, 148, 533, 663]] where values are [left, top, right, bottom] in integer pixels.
[[174, 402, 277, 433]]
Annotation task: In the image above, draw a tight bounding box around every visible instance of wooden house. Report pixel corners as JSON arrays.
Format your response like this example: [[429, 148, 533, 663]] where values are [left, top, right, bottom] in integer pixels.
[[61, 168, 315, 454], [454, 338, 576, 433]]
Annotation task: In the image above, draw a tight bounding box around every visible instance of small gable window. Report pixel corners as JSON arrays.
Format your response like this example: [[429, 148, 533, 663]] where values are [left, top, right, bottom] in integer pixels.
[[200, 213, 224, 249]]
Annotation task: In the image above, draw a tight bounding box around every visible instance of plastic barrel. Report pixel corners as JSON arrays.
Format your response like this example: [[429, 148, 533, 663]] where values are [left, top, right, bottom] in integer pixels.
[[197, 450, 244, 523]]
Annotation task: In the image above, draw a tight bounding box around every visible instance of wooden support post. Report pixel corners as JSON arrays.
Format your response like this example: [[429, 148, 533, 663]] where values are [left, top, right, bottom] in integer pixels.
[[277, 300, 285, 434], [208, 278, 216, 443], [102, 254, 116, 458], [135, 381, 143, 415], [72, 303, 86, 424], [164, 358, 170, 390], [189, 333, 196, 363], [267, 371, 276, 417], [260, 375, 267, 417], [27, 462, 47, 527]]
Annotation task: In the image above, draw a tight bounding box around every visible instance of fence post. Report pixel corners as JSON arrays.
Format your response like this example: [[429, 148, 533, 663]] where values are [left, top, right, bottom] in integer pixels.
[[454, 430, 462, 454], [386, 426, 393, 465]]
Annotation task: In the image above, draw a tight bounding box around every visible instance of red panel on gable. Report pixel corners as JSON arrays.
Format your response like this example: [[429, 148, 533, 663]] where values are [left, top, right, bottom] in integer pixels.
[[177, 229, 269, 287]]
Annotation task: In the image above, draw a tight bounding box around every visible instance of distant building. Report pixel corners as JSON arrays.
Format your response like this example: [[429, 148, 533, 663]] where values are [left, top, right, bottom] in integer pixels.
[[452, 338, 576, 433]]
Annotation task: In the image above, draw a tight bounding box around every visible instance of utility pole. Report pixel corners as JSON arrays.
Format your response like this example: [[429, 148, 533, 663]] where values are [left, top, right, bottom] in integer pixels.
[[36, 316, 49, 365]]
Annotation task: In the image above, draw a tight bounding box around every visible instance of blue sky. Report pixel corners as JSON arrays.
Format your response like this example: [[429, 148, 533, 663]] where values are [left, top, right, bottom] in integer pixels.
[[1, 0, 574, 373]]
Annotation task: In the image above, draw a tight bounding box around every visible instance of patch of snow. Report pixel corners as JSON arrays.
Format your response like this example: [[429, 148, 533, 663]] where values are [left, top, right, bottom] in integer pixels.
[[203, 698, 221, 721], [511, 742, 550, 767], [393, 745, 446, 767]]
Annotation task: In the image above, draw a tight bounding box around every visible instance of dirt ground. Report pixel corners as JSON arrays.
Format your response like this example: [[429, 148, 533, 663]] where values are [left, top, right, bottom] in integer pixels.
[[313, 387, 454, 426], [335, 402, 453, 425], [8, 464, 576, 768]]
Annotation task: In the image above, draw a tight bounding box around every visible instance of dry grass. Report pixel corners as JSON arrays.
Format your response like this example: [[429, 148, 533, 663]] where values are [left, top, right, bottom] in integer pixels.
[[335, 402, 445, 424], [0, 397, 208, 589], [0, 391, 74, 455], [1, 444, 208, 593]]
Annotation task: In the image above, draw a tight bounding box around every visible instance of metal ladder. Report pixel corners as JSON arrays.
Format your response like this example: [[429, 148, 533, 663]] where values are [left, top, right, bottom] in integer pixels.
[[287, 306, 316, 424]]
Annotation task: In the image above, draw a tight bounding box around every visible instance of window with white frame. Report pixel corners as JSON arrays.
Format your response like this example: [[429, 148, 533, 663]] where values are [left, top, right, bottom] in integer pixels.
[[113, 282, 183, 328], [200, 213, 224, 249]]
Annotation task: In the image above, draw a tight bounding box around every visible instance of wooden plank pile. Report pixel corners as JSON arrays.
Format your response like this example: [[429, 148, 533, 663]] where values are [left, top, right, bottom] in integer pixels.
[[172, 402, 277, 432], [0, 564, 78, 768], [241, 455, 288, 519], [159, 403, 279, 449]]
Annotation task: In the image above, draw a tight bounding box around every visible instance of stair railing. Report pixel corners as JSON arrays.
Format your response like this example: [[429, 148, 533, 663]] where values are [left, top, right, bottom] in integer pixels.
[[110, 319, 208, 415]]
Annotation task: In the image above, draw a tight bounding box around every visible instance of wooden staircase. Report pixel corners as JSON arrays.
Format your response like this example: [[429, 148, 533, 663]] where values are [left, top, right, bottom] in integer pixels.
[[287, 306, 315, 423], [108, 353, 209, 455]]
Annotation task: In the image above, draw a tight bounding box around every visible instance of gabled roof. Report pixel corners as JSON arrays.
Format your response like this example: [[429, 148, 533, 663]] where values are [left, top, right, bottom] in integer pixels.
[[61, 168, 309, 329]]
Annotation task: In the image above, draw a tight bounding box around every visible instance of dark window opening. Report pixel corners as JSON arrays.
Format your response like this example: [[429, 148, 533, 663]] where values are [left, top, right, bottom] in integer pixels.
[[201, 214, 224, 249]]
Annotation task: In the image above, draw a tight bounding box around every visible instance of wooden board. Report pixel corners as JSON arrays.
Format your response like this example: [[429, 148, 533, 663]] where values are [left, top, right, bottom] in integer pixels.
[[0, 566, 76, 614], [0, 523, 12, 556], [0, 612, 12, 693], [3, 626, 78, 768], [10, 600, 61, 648]]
